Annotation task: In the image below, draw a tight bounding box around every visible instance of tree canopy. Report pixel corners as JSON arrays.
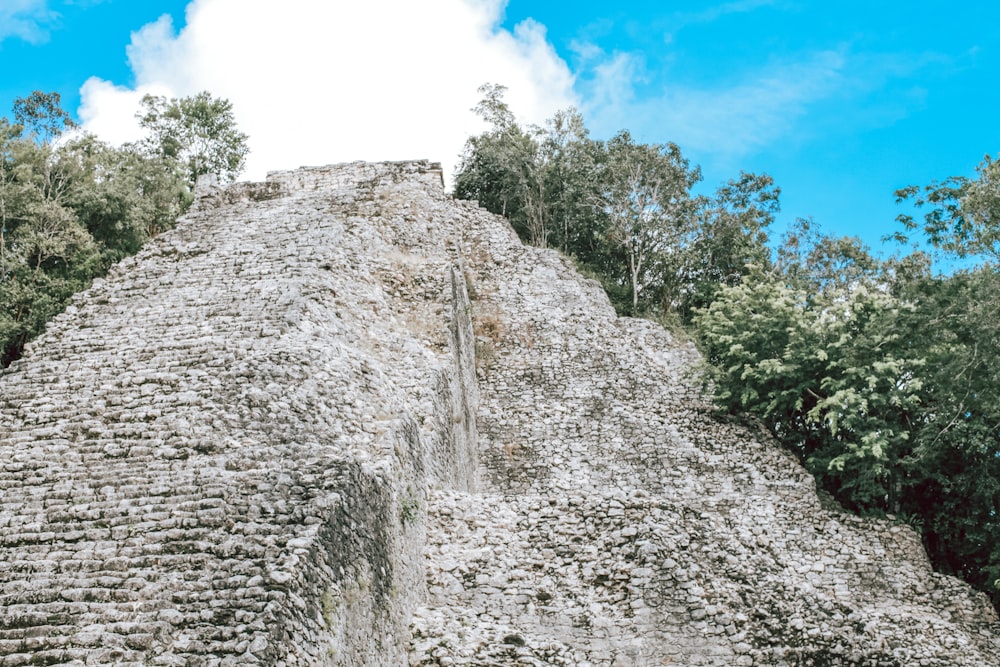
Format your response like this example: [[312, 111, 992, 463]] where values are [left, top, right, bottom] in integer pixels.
[[12, 91, 76, 144], [455, 85, 771, 317], [137, 91, 250, 186], [893, 154, 1000, 263], [594, 130, 700, 310]]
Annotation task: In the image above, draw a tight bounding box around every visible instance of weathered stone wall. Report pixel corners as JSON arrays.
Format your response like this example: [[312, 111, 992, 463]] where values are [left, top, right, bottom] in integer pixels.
[[0, 160, 997, 666], [0, 160, 474, 665]]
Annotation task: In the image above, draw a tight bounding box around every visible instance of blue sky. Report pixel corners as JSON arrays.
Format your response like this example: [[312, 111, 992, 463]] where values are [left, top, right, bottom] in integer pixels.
[[1, 1, 998, 260]]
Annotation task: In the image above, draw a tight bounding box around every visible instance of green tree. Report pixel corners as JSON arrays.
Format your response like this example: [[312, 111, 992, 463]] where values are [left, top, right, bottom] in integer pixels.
[[536, 108, 600, 256], [889, 156, 1000, 606], [136, 91, 250, 186], [694, 267, 924, 510], [591, 130, 700, 311], [894, 153, 1000, 263], [890, 266, 1000, 601], [456, 85, 770, 318], [697, 168, 1000, 609], [673, 172, 779, 319], [454, 84, 575, 249], [0, 133, 101, 366], [455, 86, 606, 256], [1, 119, 32, 271], [61, 135, 190, 263], [12, 91, 76, 144], [776, 218, 882, 293]]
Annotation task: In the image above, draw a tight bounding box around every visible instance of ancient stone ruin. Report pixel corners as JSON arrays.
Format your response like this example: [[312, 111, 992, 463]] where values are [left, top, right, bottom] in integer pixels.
[[0, 160, 997, 666]]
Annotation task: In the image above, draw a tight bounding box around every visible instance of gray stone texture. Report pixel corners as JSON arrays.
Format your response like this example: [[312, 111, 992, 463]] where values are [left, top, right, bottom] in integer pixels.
[[0, 160, 997, 666]]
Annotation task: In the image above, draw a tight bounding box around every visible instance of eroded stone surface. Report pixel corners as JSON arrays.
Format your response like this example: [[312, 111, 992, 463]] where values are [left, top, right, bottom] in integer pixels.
[[0, 161, 475, 666], [0, 160, 997, 666]]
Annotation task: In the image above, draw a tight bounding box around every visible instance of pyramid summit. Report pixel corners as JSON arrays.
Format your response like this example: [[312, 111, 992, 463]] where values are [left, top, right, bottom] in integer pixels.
[[0, 160, 996, 666]]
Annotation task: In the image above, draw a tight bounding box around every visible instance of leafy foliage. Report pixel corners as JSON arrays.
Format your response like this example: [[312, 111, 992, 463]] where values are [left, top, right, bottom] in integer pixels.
[[455, 84, 601, 254], [137, 91, 250, 186], [891, 266, 1000, 599], [695, 268, 924, 510], [12, 91, 76, 144], [455, 85, 772, 317], [593, 130, 700, 310], [673, 172, 779, 319], [894, 153, 1000, 262], [1, 90, 248, 366]]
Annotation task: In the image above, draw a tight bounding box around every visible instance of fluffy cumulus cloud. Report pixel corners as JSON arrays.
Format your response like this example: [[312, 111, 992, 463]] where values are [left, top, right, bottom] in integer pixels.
[[78, 0, 576, 181]]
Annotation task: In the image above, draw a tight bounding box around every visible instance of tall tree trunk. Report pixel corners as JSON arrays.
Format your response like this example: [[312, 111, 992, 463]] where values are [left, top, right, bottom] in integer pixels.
[[630, 251, 640, 310]]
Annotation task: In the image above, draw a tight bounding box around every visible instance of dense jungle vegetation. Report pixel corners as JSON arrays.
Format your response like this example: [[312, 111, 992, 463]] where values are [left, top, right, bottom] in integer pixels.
[[455, 84, 1000, 609]]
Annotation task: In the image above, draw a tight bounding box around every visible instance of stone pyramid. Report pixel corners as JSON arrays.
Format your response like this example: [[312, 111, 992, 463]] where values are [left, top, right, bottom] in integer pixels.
[[0, 161, 996, 666]]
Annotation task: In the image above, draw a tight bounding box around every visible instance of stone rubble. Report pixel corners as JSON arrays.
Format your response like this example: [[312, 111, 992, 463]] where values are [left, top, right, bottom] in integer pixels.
[[0, 160, 996, 666]]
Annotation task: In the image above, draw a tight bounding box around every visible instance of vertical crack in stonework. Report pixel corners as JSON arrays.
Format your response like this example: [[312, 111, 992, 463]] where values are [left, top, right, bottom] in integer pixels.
[[0, 160, 997, 666]]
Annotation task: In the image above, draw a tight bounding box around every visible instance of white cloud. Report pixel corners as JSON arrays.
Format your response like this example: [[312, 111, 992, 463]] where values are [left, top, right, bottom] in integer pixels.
[[0, 0, 57, 44], [77, 79, 173, 145], [659, 50, 849, 156], [78, 0, 577, 182], [580, 48, 850, 162]]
